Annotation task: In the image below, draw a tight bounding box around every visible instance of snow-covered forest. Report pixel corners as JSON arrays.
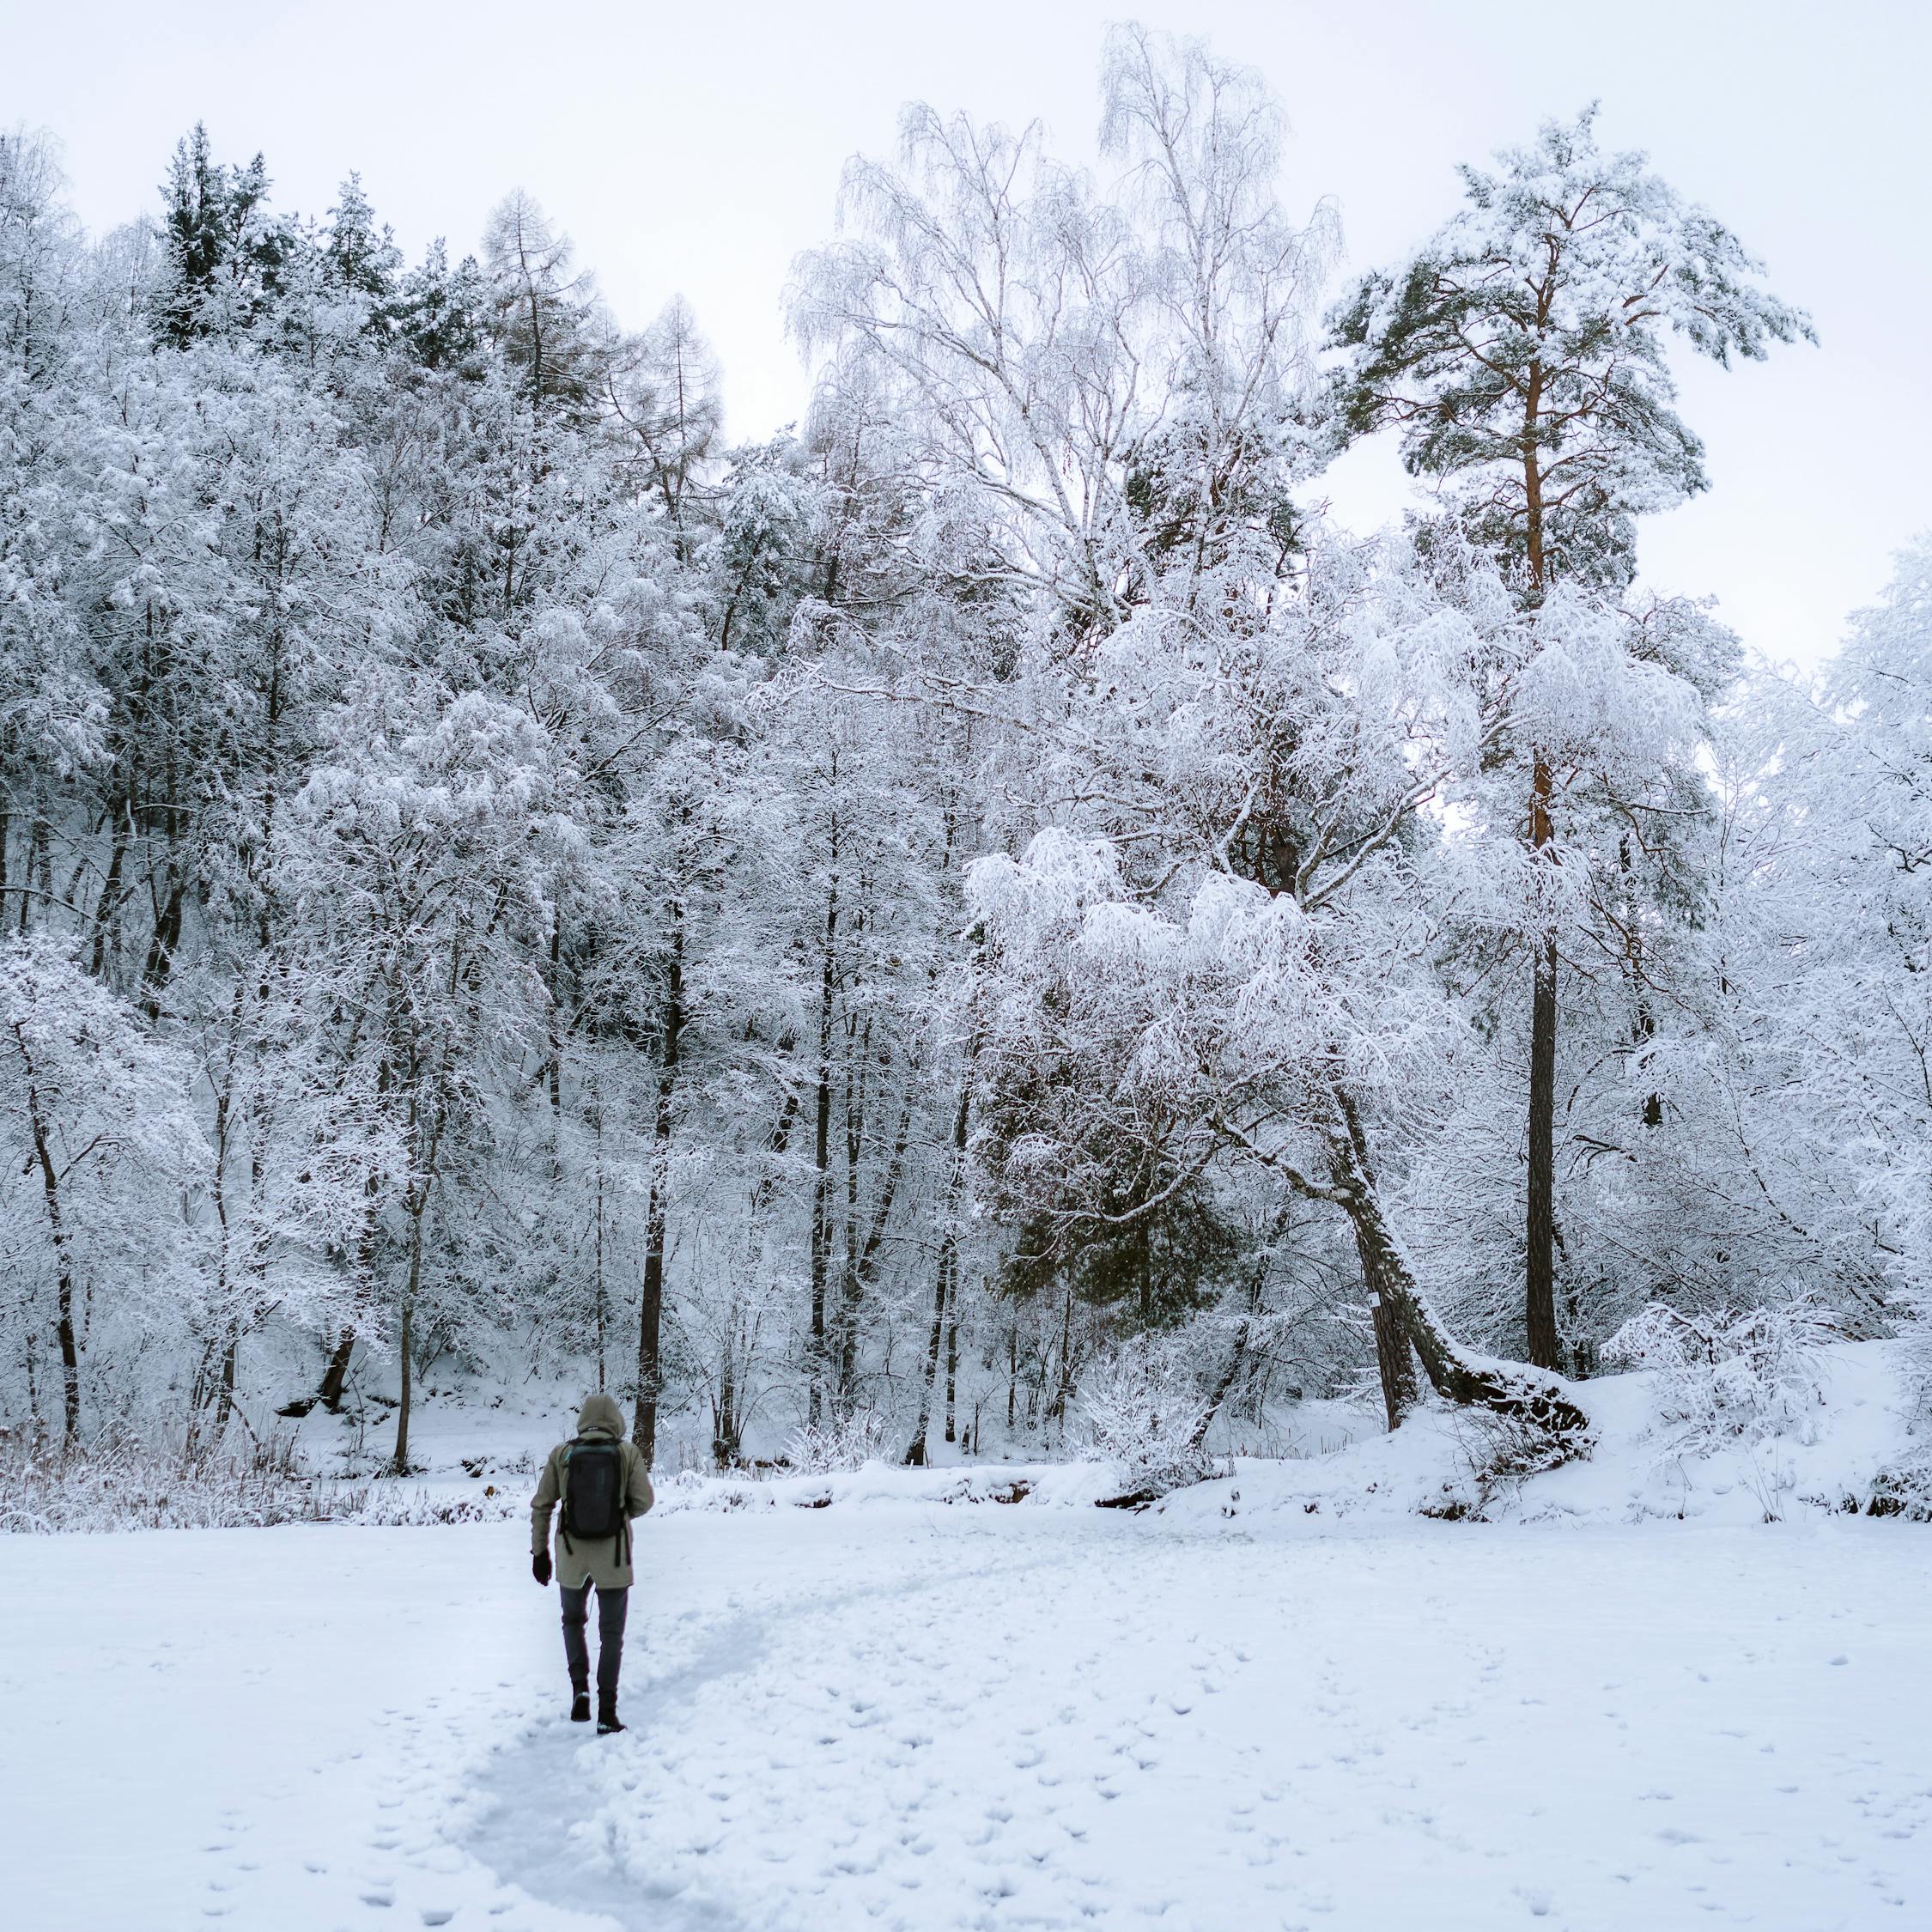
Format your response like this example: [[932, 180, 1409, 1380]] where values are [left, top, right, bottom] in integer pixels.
[[4, 23, 1929, 1488]]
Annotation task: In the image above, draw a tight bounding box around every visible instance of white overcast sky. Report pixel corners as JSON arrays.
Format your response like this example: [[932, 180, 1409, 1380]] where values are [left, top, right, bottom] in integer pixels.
[[8, 0, 1928, 665]]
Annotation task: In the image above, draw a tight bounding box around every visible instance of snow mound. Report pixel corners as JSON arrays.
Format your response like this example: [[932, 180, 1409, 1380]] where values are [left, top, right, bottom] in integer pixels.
[[1157, 1339, 1929, 1529], [653, 1341, 1930, 1532]]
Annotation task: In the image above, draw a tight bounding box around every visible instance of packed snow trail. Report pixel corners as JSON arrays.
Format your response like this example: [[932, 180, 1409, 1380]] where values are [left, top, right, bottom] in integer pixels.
[[493, 1514, 1932, 1931], [3, 1509, 1931, 1929]]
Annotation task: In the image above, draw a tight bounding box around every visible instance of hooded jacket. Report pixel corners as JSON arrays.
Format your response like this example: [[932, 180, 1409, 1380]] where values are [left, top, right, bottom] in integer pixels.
[[530, 1394, 655, 1590]]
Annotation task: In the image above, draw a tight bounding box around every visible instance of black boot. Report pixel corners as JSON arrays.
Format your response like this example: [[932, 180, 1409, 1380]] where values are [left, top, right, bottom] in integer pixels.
[[597, 1702, 624, 1735], [570, 1690, 591, 1723]]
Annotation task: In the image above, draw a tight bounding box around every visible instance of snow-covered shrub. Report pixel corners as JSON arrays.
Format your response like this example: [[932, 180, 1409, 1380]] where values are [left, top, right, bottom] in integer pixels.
[[348, 1485, 517, 1527], [1861, 1303, 1932, 1517], [0, 1425, 522, 1533], [0, 1426, 361, 1533], [1436, 1407, 1580, 1521], [1075, 1337, 1216, 1497], [783, 1408, 895, 1474], [1603, 1303, 1838, 1450], [1893, 1298, 1932, 1418]]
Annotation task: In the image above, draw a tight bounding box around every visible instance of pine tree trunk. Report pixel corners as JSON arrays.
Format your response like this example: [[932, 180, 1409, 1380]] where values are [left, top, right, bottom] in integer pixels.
[[1519, 382, 1564, 1374], [1526, 918, 1561, 1370]]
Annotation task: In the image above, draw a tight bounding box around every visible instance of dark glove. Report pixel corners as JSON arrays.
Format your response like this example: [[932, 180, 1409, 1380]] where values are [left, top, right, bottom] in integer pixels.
[[532, 1549, 552, 1588]]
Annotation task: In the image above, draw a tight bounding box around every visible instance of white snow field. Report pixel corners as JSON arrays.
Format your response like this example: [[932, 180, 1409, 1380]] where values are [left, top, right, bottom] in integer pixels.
[[5, 1500, 1931, 1932]]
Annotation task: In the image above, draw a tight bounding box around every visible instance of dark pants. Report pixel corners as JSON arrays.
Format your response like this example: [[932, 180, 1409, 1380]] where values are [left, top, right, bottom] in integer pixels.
[[559, 1581, 629, 1705]]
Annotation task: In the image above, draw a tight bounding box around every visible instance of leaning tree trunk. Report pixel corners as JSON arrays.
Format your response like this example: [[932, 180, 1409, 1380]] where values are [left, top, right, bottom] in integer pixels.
[[318, 1326, 357, 1411], [1326, 1117, 1419, 1431], [1321, 1099, 1586, 1443]]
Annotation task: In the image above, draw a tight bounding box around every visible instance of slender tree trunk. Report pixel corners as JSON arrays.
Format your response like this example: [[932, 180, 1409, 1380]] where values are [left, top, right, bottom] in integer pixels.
[[13, 1028, 81, 1445], [22, 792, 48, 935], [392, 1293, 415, 1473], [546, 906, 564, 1140], [714, 1356, 738, 1468], [141, 874, 186, 1022], [319, 1152, 382, 1412], [213, 1334, 239, 1439], [839, 1071, 913, 1414], [945, 1286, 959, 1444], [906, 1244, 952, 1467], [1190, 1204, 1293, 1449], [807, 865, 839, 1425], [1524, 732, 1560, 1369], [835, 1054, 865, 1409], [906, 1059, 973, 1465], [88, 798, 130, 981], [392, 1070, 447, 1475], [592, 1101, 607, 1393], [718, 1080, 800, 1467], [32, 1113, 80, 1443], [1526, 918, 1561, 1369], [1049, 1280, 1076, 1429], [633, 909, 684, 1467], [392, 1193, 428, 1475], [1001, 1321, 1014, 1439]]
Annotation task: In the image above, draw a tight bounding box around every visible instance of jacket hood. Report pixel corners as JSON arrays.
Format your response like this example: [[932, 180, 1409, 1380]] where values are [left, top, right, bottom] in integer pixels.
[[575, 1393, 627, 1438]]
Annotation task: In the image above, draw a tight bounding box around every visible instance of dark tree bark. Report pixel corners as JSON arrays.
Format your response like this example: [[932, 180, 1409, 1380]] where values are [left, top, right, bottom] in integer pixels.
[[1525, 922, 1562, 1370], [806, 860, 840, 1425], [17, 1033, 82, 1447], [1325, 1126, 1584, 1439], [633, 908, 684, 1467], [1239, 1090, 1589, 1444], [907, 1055, 974, 1465], [317, 1327, 356, 1411]]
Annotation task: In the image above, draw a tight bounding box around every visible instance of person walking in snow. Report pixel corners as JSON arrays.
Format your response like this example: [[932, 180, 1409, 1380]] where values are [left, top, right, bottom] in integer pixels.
[[530, 1393, 654, 1735]]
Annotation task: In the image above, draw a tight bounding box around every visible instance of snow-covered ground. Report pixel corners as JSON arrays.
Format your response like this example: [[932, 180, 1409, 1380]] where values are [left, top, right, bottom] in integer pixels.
[[6, 1498, 1931, 1930]]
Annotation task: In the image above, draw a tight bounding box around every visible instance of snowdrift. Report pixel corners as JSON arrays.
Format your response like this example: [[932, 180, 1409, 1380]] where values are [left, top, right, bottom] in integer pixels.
[[655, 1340, 1931, 1530]]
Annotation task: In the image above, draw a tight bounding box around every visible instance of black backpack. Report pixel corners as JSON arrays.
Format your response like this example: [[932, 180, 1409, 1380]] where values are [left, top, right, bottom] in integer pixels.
[[562, 1437, 624, 1542]]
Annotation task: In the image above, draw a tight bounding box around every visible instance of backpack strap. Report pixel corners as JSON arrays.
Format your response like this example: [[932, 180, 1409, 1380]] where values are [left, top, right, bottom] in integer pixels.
[[558, 1440, 580, 1557]]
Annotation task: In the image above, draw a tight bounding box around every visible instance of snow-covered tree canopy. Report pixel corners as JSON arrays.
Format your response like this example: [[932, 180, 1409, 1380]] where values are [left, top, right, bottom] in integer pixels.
[[0, 29, 1917, 1470]]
